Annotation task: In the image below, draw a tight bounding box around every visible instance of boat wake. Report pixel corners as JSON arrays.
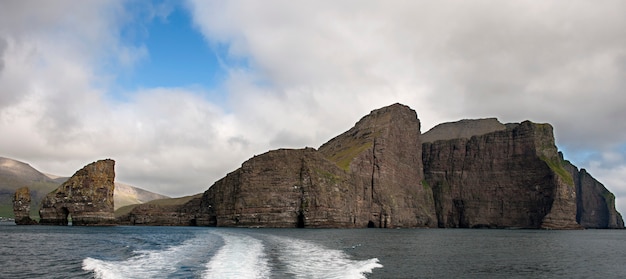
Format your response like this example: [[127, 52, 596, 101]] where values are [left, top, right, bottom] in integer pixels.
[[203, 230, 270, 279], [264, 235, 382, 279], [83, 229, 382, 279]]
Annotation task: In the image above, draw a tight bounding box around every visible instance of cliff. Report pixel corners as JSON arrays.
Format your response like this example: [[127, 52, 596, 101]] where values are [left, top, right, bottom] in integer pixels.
[[191, 104, 435, 228], [563, 159, 624, 229], [192, 148, 352, 227], [39, 159, 116, 226], [121, 103, 622, 229], [13, 187, 37, 225], [318, 103, 436, 228], [423, 120, 581, 229]]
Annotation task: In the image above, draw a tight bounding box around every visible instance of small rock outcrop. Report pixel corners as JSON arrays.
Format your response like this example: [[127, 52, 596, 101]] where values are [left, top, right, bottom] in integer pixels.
[[118, 194, 202, 226], [13, 187, 37, 225], [39, 159, 116, 226]]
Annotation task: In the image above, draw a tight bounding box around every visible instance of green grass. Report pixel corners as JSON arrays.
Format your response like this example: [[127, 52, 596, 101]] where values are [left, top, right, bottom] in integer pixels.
[[540, 156, 574, 187], [327, 141, 373, 171], [0, 205, 13, 218], [422, 180, 431, 190]]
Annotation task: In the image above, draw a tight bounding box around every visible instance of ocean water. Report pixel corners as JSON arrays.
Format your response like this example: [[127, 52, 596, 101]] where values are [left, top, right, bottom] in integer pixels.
[[1, 224, 626, 278]]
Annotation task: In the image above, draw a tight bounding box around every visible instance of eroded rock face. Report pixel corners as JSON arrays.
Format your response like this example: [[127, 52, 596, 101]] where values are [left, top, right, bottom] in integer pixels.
[[564, 160, 624, 229], [13, 187, 37, 225], [123, 103, 622, 229], [39, 159, 115, 226], [422, 121, 581, 229], [197, 148, 356, 228], [319, 103, 436, 228], [194, 104, 436, 228]]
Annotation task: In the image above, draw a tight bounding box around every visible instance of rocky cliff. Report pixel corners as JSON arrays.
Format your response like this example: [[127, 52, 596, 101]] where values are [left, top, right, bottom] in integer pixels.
[[194, 148, 355, 227], [13, 187, 37, 225], [39, 159, 116, 226], [183, 104, 436, 228], [563, 159, 624, 229], [423, 120, 582, 229], [319, 103, 436, 228], [121, 103, 622, 229]]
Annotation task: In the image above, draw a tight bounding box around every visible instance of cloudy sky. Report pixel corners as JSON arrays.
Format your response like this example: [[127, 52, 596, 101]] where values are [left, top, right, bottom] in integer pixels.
[[1, 1, 625, 213]]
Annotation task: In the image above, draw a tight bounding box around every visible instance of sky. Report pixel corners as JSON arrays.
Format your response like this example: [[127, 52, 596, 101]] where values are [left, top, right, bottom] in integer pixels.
[[1, 1, 626, 214]]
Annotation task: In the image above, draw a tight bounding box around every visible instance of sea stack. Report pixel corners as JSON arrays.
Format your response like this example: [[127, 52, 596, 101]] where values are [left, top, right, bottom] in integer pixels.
[[39, 159, 116, 226], [13, 187, 37, 225]]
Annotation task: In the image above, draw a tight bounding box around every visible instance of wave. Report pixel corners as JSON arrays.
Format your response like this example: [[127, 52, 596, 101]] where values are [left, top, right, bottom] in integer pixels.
[[83, 228, 382, 279], [83, 231, 217, 279], [203, 230, 270, 279], [266, 235, 383, 279]]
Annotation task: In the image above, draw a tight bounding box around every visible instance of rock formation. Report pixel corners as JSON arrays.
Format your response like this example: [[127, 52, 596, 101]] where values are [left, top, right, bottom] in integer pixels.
[[187, 104, 437, 228], [194, 148, 355, 227], [122, 103, 623, 229], [13, 187, 37, 225], [117, 194, 202, 226], [563, 159, 624, 229], [318, 103, 436, 227], [423, 120, 581, 229], [39, 159, 116, 226]]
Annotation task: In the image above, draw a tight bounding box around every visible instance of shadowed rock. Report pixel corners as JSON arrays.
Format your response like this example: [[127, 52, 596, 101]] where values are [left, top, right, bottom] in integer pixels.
[[423, 121, 582, 229], [39, 159, 116, 226], [123, 103, 622, 229], [319, 103, 436, 228], [13, 187, 37, 225], [563, 159, 624, 229]]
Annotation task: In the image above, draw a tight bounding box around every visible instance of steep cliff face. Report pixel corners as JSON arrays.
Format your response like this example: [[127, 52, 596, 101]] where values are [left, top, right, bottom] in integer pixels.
[[563, 160, 624, 229], [197, 148, 356, 228], [422, 121, 581, 229], [192, 104, 436, 228], [319, 103, 436, 228], [13, 187, 37, 225], [39, 159, 115, 226]]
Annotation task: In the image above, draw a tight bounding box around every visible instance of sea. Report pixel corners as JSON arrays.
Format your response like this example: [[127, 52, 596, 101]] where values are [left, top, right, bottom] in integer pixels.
[[1, 223, 626, 279]]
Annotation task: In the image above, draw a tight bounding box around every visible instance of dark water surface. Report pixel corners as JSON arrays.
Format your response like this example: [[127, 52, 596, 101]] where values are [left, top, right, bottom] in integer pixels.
[[1, 223, 625, 278]]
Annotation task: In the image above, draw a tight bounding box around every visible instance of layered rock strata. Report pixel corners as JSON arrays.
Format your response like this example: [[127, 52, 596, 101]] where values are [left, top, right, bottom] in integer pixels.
[[13, 187, 37, 225], [195, 148, 356, 227], [563, 159, 624, 229], [422, 121, 581, 229], [318, 103, 436, 228], [122, 103, 623, 229], [39, 159, 116, 226], [190, 104, 436, 228]]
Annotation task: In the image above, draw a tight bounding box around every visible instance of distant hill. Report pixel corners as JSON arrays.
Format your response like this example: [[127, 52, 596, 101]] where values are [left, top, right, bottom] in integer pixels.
[[421, 118, 506, 143], [115, 193, 202, 218], [0, 157, 169, 218]]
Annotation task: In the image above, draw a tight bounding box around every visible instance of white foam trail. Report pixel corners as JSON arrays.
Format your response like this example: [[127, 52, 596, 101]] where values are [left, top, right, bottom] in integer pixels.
[[270, 236, 382, 279], [83, 232, 212, 279], [203, 231, 270, 279]]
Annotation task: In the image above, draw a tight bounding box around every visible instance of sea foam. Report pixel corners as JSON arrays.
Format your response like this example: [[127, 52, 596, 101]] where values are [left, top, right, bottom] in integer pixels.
[[267, 235, 383, 279], [83, 231, 215, 279], [203, 231, 270, 279]]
